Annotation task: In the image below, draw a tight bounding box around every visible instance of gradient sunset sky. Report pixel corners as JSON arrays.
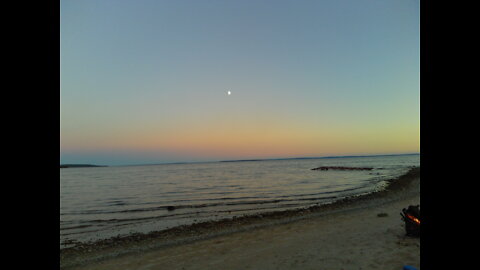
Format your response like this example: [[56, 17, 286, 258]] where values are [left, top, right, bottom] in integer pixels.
[[60, 0, 419, 166]]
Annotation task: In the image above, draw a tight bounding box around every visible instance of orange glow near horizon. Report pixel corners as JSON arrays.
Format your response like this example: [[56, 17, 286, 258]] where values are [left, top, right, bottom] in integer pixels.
[[61, 118, 419, 161]]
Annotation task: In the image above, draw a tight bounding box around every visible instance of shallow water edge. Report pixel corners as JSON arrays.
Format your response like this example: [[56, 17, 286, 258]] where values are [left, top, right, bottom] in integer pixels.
[[60, 167, 419, 269]]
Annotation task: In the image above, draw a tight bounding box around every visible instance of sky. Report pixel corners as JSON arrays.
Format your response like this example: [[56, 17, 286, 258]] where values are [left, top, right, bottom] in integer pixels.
[[60, 0, 420, 166]]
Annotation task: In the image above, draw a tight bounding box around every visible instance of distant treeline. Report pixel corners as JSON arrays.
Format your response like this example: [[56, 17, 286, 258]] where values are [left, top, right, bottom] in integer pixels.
[[60, 164, 107, 168]]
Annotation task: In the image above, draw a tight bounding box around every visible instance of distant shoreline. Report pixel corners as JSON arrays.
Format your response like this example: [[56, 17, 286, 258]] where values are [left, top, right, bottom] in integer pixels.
[[60, 164, 108, 169], [64, 153, 419, 168]]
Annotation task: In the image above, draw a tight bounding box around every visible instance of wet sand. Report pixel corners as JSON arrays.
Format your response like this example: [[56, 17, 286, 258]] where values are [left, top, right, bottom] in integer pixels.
[[61, 167, 420, 270]]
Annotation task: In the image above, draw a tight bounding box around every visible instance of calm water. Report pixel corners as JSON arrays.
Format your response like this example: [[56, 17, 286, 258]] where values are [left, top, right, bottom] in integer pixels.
[[60, 154, 419, 248]]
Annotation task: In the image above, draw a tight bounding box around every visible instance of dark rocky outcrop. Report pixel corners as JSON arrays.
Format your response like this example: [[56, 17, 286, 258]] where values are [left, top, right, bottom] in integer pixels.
[[311, 166, 374, 171]]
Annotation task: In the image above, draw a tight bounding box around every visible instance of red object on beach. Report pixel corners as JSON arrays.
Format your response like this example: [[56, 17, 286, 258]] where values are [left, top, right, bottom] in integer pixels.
[[400, 205, 420, 237]]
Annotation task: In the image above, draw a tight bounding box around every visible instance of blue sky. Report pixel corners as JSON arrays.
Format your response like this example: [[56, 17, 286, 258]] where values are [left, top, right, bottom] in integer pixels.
[[61, 0, 419, 166]]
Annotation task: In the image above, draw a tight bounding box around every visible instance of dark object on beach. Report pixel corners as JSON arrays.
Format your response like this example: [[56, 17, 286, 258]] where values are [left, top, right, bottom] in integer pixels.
[[311, 166, 374, 171], [167, 206, 175, 211], [377, 213, 388, 217], [400, 205, 420, 237]]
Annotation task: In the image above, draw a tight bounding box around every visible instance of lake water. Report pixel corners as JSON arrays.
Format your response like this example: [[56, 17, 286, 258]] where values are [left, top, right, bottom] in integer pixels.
[[60, 154, 419, 248]]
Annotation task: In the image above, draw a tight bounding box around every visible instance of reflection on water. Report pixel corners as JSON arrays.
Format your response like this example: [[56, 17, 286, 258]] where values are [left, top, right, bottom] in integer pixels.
[[60, 154, 419, 247]]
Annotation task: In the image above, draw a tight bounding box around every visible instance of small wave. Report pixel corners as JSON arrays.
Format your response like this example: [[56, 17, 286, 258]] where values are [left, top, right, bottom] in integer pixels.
[[61, 193, 344, 225], [60, 185, 371, 217], [61, 224, 93, 230]]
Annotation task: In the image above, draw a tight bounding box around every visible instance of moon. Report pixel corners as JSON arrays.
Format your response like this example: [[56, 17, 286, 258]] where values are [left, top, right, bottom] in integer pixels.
[[227, 90, 231, 95]]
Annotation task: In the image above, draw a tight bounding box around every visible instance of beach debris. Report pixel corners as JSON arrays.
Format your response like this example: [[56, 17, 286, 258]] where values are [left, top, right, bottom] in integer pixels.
[[377, 213, 388, 217], [311, 166, 374, 171], [167, 206, 176, 211], [400, 205, 420, 237]]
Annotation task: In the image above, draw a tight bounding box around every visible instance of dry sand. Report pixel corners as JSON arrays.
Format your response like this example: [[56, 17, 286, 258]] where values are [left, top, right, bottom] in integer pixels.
[[61, 168, 420, 270]]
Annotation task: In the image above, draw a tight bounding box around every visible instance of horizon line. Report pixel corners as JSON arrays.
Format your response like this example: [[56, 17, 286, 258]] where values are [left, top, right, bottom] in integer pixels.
[[61, 153, 420, 168]]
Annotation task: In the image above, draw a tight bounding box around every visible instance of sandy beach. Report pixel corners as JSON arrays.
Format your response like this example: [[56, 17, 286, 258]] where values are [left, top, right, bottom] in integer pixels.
[[61, 167, 420, 270]]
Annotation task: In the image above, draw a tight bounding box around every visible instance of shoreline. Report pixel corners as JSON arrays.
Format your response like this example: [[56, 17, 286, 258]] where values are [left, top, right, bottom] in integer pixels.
[[60, 167, 420, 269]]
